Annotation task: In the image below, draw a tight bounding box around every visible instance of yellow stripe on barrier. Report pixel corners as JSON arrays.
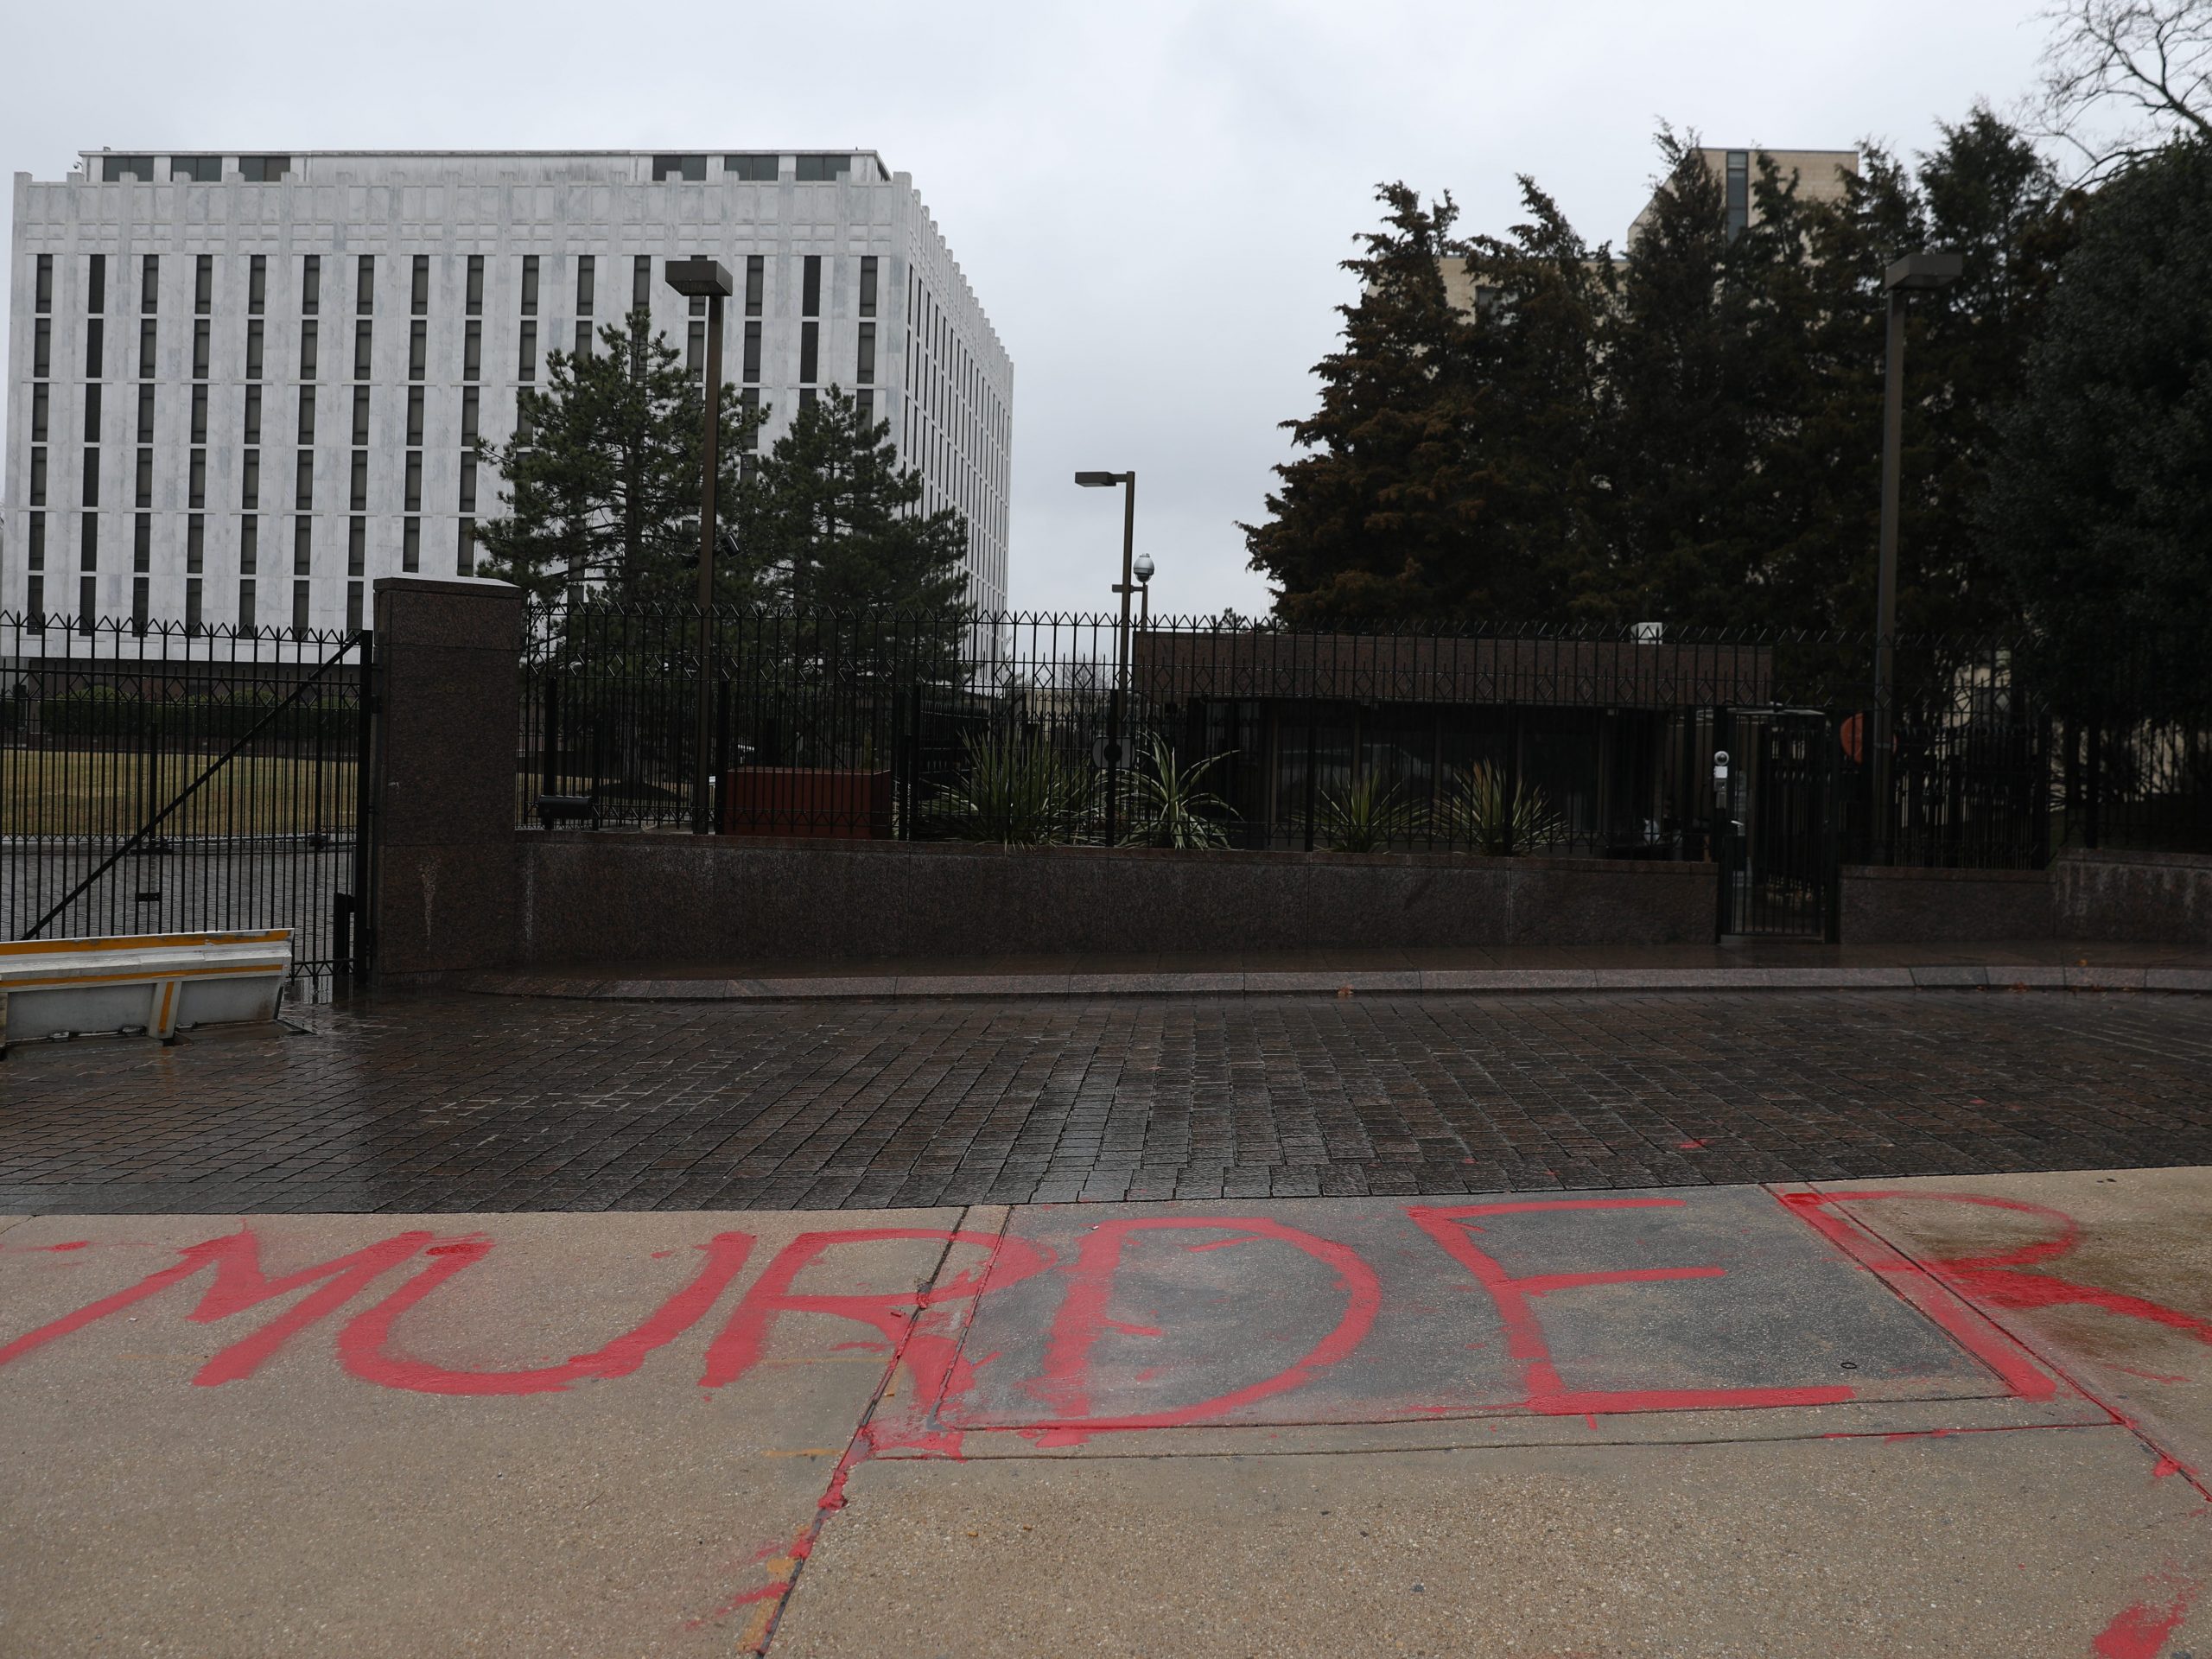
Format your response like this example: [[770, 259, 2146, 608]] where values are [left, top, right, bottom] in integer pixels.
[[0, 930, 291, 957], [2, 963, 287, 992]]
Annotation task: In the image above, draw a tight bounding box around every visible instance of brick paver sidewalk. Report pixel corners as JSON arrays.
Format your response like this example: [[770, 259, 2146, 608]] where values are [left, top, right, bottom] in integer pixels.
[[6, 988, 2212, 1214]]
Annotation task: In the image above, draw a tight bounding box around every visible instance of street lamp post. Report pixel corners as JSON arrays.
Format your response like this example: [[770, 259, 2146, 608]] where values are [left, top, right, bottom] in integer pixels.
[[665, 257, 734, 836], [1872, 251, 1962, 861], [1076, 469, 1136, 844]]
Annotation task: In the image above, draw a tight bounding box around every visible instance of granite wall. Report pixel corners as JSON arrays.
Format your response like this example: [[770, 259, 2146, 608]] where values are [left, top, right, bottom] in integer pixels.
[[1837, 865, 2055, 944], [2054, 850, 2212, 945], [509, 836, 1719, 965]]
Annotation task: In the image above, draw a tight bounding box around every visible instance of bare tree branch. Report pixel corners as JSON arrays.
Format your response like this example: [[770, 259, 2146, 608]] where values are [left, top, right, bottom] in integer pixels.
[[2034, 0, 2212, 179]]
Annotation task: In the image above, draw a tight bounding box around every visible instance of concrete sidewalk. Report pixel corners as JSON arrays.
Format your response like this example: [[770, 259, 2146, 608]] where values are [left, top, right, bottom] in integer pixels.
[[2, 1168, 2208, 1656], [448, 938, 2212, 1001]]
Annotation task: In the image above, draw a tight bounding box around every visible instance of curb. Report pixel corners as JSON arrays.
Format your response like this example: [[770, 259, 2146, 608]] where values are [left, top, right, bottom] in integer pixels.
[[448, 963, 2212, 1002]]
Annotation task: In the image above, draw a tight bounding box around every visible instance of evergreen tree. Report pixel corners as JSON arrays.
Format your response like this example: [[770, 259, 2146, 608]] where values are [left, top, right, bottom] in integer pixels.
[[476, 309, 765, 603], [1241, 184, 1492, 624], [741, 386, 971, 615], [1980, 137, 2212, 715]]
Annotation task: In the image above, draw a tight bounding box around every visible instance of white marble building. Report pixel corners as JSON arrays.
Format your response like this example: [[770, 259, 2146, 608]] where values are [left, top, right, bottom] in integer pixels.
[[3, 149, 1013, 634]]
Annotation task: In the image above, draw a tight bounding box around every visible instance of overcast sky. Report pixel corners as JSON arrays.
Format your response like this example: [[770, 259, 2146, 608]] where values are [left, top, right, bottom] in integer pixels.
[[3, 0, 2056, 618]]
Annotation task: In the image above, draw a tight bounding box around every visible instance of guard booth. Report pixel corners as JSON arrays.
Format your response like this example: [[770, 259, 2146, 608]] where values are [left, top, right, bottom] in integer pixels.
[[1713, 708, 1839, 940]]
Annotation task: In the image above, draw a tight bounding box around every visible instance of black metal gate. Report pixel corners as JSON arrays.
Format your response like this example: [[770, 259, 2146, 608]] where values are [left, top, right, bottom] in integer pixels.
[[1715, 707, 1837, 940], [3, 613, 378, 996]]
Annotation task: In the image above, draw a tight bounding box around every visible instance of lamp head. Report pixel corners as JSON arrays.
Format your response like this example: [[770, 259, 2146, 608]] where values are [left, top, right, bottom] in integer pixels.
[[664, 257, 734, 299], [1073, 470, 1123, 487], [1884, 251, 1964, 292]]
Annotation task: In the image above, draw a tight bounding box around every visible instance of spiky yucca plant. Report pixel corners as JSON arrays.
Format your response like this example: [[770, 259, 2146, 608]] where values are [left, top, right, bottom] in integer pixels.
[[1313, 772, 1423, 853], [934, 729, 1086, 845], [1440, 762, 1566, 855], [1121, 736, 1235, 849]]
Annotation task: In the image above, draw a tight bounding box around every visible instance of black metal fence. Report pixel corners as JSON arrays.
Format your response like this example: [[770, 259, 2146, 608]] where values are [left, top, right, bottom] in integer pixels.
[[2, 612, 375, 995], [517, 601, 2201, 871]]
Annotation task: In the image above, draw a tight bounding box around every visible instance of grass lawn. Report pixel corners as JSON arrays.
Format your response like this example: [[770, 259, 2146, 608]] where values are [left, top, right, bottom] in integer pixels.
[[3, 750, 360, 838]]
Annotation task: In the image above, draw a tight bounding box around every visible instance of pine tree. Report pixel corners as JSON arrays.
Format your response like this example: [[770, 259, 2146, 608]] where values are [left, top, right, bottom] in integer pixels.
[[741, 386, 971, 615], [476, 309, 764, 603]]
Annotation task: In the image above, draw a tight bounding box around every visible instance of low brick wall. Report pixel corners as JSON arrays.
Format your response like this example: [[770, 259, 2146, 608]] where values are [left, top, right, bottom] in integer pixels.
[[512, 835, 1719, 964], [2055, 850, 2212, 945], [1838, 865, 2054, 944]]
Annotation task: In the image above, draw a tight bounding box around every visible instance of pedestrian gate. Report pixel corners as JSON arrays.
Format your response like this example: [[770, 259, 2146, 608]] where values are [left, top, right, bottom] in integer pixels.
[[1715, 708, 1837, 940]]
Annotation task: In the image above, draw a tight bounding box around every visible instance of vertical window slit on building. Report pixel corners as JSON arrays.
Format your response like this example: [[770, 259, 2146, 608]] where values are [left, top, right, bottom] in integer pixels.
[[802, 255, 822, 318], [30, 446, 47, 505], [575, 254, 595, 316], [407, 385, 425, 446], [86, 316, 105, 378], [457, 518, 475, 576], [83, 446, 100, 507], [348, 516, 366, 578], [745, 255, 763, 318], [189, 449, 206, 510], [302, 254, 321, 315], [520, 254, 539, 316], [857, 321, 875, 385], [246, 318, 264, 380], [687, 321, 705, 377], [292, 580, 310, 638], [135, 446, 152, 508], [410, 320, 427, 381], [357, 254, 375, 315], [238, 575, 257, 632], [294, 515, 312, 575], [245, 383, 262, 443], [404, 451, 423, 513], [743, 321, 761, 383], [298, 385, 316, 445], [403, 517, 421, 573], [296, 449, 314, 510], [463, 320, 481, 381], [88, 252, 106, 315], [187, 576, 202, 632], [351, 448, 368, 512], [190, 383, 207, 443], [459, 451, 477, 513], [249, 254, 266, 315], [141, 254, 159, 315], [461, 386, 480, 448], [243, 447, 260, 507], [133, 575, 149, 630], [188, 514, 205, 574], [133, 512, 151, 572], [799, 321, 818, 385], [34, 316, 52, 378], [35, 253, 53, 312], [632, 254, 651, 312], [79, 573, 96, 633], [411, 255, 429, 315], [575, 320, 592, 358], [354, 318, 373, 379], [466, 254, 484, 315], [240, 513, 258, 575], [139, 316, 157, 379], [353, 385, 372, 447], [347, 582, 364, 632], [32, 384, 48, 441], [300, 319, 319, 380], [195, 254, 213, 315], [1726, 150, 1750, 241], [194, 319, 210, 379], [81, 513, 99, 570], [859, 257, 877, 318], [518, 320, 537, 383]]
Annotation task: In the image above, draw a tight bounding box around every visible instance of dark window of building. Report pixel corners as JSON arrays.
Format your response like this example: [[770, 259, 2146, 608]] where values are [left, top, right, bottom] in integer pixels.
[[794, 154, 850, 182], [457, 518, 475, 576], [652, 154, 707, 181], [857, 389, 874, 425], [171, 155, 222, 182], [85, 318, 104, 378], [518, 320, 537, 382], [739, 386, 760, 450], [357, 254, 375, 315], [632, 255, 651, 310], [459, 451, 477, 512], [346, 581, 363, 632], [88, 253, 106, 314], [195, 254, 213, 315], [188, 514, 204, 573], [466, 255, 484, 315], [238, 576, 257, 629], [292, 580, 309, 637], [799, 321, 818, 384], [34, 317, 51, 378], [302, 254, 320, 315], [193, 318, 210, 380], [404, 451, 422, 512], [520, 255, 538, 316], [244, 385, 262, 443], [134, 576, 149, 630], [575, 254, 594, 315], [239, 513, 257, 574], [687, 321, 704, 376], [350, 449, 367, 511], [299, 319, 318, 380], [799, 386, 817, 413], [1726, 150, 1750, 242], [859, 257, 877, 318], [348, 515, 365, 577], [403, 517, 420, 573], [351, 385, 371, 446], [857, 321, 874, 385], [83, 448, 100, 507], [802, 256, 822, 317], [102, 156, 155, 182], [295, 449, 314, 509], [189, 448, 205, 509], [409, 320, 426, 381], [461, 386, 479, 447], [242, 448, 260, 505], [248, 254, 266, 315], [245, 319, 264, 380], [745, 255, 763, 318], [187, 577, 202, 632], [353, 319, 372, 379], [726, 154, 779, 181], [575, 321, 592, 358], [238, 156, 289, 182], [294, 516, 312, 575], [35, 254, 53, 312], [138, 317, 157, 378], [463, 320, 480, 381], [81, 514, 99, 570], [27, 574, 44, 624], [742, 321, 761, 382], [134, 512, 150, 570], [135, 384, 153, 441], [28, 448, 45, 505], [141, 254, 160, 314], [135, 446, 152, 506], [297, 386, 316, 444], [410, 254, 429, 315], [406, 385, 424, 446], [28, 512, 45, 569], [31, 384, 48, 442], [191, 383, 207, 442]]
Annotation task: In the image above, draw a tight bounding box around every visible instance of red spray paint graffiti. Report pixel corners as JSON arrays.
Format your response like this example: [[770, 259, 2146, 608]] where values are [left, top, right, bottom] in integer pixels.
[[1407, 1198, 1859, 1414]]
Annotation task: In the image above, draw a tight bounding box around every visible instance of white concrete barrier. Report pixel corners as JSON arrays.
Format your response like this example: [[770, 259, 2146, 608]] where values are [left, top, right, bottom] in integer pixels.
[[0, 930, 293, 1055]]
